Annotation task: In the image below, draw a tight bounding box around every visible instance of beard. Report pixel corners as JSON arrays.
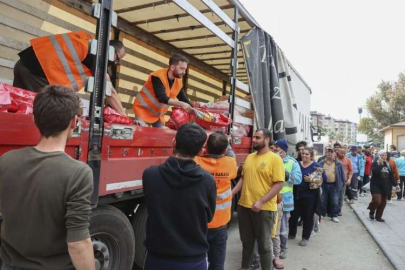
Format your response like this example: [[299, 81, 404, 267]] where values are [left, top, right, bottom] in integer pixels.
[[253, 141, 266, 151], [173, 69, 183, 78]]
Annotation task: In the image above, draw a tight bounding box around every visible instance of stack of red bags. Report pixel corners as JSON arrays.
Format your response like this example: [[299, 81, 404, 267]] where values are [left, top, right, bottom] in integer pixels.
[[0, 83, 36, 114]]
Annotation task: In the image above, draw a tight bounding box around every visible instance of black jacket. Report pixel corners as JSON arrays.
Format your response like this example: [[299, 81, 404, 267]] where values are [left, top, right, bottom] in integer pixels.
[[143, 156, 216, 261]]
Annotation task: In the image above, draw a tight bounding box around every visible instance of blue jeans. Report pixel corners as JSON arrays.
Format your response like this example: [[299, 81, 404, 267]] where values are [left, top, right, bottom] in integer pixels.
[[321, 183, 340, 218], [207, 226, 227, 270], [135, 116, 164, 128], [144, 252, 208, 270]]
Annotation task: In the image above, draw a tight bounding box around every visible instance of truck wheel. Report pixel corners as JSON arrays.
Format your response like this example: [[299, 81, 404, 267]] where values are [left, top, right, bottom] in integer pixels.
[[90, 205, 135, 270], [132, 204, 148, 268]]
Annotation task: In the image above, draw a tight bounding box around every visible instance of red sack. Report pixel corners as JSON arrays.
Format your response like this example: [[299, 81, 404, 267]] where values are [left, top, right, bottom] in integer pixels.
[[167, 107, 191, 130], [103, 107, 134, 125], [0, 83, 36, 114]]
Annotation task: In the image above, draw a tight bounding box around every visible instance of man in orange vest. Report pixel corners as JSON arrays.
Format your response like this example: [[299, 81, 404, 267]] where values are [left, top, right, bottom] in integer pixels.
[[194, 131, 238, 270], [132, 54, 194, 128], [13, 31, 126, 115]]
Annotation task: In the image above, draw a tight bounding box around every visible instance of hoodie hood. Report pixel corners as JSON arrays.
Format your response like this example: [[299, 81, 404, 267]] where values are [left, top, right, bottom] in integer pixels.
[[159, 156, 204, 189]]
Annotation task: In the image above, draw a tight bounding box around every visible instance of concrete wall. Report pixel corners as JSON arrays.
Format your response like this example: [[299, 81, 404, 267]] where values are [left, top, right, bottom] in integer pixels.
[[392, 128, 405, 150], [384, 129, 393, 151]]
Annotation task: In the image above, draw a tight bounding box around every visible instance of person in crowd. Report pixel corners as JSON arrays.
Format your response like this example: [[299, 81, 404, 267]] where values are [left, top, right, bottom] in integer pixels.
[[271, 139, 302, 269], [357, 146, 364, 158], [361, 149, 373, 197], [389, 145, 401, 160], [0, 85, 95, 270], [232, 129, 285, 270], [317, 145, 331, 163], [368, 151, 398, 222], [194, 131, 238, 270], [289, 147, 326, 246], [395, 150, 405, 201], [133, 54, 194, 128], [342, 144, 349, 153], [348, 146, 365, 201], [13, 32, 126, 114], [373, 148, 380, 162], [336, 149, 353, 213], [142, 123, 216, 270], [386, 152, 400, 204], [269, 140, 276, 152], [295, 141, 307, 162], [333, 142, 342, 151], [319, 148, 345, 223]]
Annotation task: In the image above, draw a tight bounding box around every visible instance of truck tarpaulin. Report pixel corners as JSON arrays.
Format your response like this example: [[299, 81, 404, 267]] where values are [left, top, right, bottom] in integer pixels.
[[241, 27, 286, 140]]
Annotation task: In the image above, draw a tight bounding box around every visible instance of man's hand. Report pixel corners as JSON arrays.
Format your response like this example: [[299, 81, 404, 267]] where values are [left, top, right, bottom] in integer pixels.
[[252, 200, 264, 212], [357, 176, 362, 181], [180, 102, 193, 113]]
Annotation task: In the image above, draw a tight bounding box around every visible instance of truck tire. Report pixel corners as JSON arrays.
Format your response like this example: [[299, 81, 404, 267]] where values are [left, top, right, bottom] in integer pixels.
[[132, 204, 148, 269], [90, 205, 135, 270]]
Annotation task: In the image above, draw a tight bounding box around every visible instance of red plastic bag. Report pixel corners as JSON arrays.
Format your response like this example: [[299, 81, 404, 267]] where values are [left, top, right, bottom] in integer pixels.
[[167, 107, 191, 130], [192, 108, 232, 132], [0, 83, 36, 114], [103, 107, 134, 125]]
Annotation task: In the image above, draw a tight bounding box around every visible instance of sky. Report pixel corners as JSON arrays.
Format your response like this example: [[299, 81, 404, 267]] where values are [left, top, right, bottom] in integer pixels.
[[239, 0, 405, 124]]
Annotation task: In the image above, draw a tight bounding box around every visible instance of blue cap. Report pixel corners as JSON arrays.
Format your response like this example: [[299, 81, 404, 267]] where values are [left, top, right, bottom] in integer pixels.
[[275, 138, 288, 153]]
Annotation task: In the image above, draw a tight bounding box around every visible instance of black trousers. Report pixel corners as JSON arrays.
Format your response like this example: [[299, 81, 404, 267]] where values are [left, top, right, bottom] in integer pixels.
[[398, 176, 405, 199], [289, 196, 316, 240]]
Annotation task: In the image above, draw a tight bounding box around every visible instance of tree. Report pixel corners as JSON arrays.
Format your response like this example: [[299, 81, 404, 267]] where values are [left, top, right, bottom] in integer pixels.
[[358, 117, 383, 145], [366, 73, 405, 128]]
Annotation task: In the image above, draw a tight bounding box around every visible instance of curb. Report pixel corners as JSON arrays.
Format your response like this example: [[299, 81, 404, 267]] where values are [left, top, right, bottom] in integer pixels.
[[348, 201, 399, 270]]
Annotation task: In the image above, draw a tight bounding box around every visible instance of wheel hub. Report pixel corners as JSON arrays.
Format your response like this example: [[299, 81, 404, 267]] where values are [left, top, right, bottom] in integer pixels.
[[93, 238, 110, 270]]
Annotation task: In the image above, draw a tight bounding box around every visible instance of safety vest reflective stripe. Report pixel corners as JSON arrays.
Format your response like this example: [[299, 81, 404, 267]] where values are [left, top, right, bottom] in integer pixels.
[[281, 159, 295, 194], [217, 188, 232, 200], [49, 35, 79, 91], [136, 94, 161, 116], [142, 86, 170, 111], [216, 201, 232, 210], [61, 33, 87, 85]]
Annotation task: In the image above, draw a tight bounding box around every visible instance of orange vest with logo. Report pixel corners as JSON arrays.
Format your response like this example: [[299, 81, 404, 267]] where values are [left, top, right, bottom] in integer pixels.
[[30, 31, 93, 91], [195, 155, 238, 228], [133, 68, 183, 124]]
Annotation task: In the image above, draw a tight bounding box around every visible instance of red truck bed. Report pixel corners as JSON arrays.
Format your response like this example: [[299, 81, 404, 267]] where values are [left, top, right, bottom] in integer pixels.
[[0, 112, 251, 197]]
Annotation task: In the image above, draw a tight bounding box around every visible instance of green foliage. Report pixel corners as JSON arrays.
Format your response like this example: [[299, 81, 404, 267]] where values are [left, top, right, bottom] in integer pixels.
[[366, 73, 405, 128]]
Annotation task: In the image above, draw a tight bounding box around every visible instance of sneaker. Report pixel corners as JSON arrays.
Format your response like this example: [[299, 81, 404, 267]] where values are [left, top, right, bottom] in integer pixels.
[[311, 231, 316, 236], [369, 211, 375, 220], [398, 198, 403, 201], [360, 193, 365, 197], [288, 235, 296, 240], [279, 250, 287, 259], [332, 217, 340, 223], [349, 199, 354, 204], [314, 226, 320, 233], [387, 200, 392, 204], [338, 212, 342, 216], [299, 239, 309, 246], [353, 196, 358, 200]]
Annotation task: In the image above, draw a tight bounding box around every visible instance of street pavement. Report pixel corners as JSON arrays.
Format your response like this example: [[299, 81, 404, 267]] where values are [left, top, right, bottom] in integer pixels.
[[225, 203, 394, 270], [350, 195, 405, 270]]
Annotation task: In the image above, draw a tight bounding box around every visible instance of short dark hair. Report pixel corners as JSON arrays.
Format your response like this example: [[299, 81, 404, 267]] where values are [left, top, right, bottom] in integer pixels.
[[364, 149, 371, 156], [296, 140, 307, 151], [33, 85, 80, 138], [109, 40, 124, 52], [390, 145, 397, 150], [333, 142, 341, 148], [269, 140, 276, 147], [255, 128, 272, 141], [169, 54, 189, 66], [175, 123, 207, 157], [206, 131, 228, 155]]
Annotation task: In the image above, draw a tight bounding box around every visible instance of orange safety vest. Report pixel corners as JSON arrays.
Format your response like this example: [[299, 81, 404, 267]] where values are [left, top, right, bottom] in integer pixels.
[[30, 31, 93, 91], [133, 68, 183, 124], [195, 155, 238, 229]]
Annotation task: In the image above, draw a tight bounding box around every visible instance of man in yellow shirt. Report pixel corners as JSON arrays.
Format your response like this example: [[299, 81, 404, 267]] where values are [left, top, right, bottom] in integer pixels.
[[232, 129, 285, 270]]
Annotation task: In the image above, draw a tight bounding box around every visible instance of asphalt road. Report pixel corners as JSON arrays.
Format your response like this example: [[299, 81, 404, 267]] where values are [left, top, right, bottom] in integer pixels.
[[225, 202, 394, 270]]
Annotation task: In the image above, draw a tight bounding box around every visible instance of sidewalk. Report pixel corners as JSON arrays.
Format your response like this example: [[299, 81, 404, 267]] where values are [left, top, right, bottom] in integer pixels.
[[349, 195, 405, 270]]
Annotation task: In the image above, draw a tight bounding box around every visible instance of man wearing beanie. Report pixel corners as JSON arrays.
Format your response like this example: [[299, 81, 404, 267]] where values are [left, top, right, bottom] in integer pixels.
[[271, 139, 302, 268]]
